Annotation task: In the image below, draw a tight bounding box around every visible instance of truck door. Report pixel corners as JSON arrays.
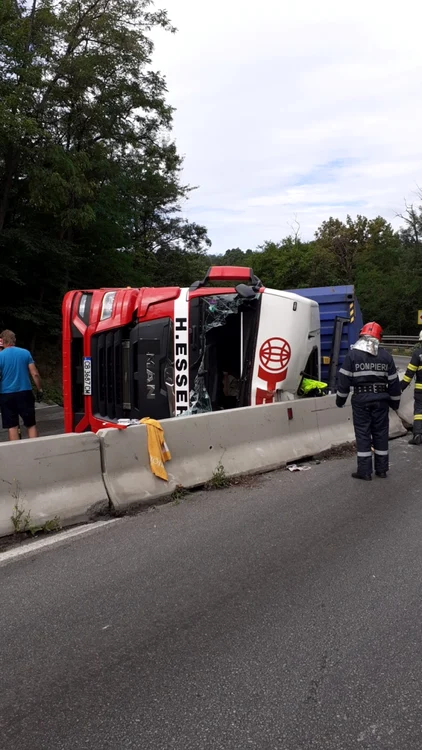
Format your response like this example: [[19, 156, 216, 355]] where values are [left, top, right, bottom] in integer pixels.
[[186, 292, 261, 413], [251, 289, 321, 404]]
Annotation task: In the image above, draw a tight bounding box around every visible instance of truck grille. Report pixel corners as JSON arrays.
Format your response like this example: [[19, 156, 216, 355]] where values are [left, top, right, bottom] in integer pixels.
[[91, 317, 173, 423], [91, 329, 128, 421]]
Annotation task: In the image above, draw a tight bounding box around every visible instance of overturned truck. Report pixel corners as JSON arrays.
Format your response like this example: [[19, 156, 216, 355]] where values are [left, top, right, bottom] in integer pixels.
[[62, 266, 363, 433]]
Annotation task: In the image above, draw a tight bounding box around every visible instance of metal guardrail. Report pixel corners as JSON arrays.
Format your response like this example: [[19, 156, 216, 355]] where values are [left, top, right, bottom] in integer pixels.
[[382, 335, 418, 348]]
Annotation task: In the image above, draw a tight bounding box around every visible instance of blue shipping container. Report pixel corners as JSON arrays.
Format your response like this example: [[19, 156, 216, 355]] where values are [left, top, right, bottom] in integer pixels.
[[288, 285, 364, 383]]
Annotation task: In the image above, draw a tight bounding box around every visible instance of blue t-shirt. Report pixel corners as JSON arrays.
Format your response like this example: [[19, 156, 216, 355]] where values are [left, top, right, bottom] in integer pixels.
[[0, 347, 34, 394]]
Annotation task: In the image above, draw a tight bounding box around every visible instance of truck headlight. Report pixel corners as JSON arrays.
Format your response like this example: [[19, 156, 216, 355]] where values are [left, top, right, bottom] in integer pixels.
[[78, 294, 88, 319], [100, 292, 116, 321]]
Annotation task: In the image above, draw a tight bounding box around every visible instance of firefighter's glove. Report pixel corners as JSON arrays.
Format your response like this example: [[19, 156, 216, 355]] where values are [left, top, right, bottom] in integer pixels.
[[400, 381, 408, 392], [36, 389, 44, 403]]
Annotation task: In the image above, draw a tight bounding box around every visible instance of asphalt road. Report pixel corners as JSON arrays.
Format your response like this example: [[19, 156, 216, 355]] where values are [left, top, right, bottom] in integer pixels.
[[1, 436, 422, 750]]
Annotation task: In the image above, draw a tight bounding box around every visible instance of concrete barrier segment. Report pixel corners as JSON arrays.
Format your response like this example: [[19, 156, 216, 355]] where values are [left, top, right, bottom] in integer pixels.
[[98, 424, 174, 513], [0, 433, 108, 538], [99, 397, 358, 512]]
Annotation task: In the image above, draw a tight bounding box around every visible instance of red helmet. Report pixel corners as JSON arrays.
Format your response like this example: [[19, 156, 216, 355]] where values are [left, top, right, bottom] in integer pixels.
[[360, 321, 383, 341]]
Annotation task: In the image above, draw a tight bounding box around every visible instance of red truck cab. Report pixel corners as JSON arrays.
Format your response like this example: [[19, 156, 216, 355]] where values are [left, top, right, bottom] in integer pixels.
[[62, 267, 321, 433]]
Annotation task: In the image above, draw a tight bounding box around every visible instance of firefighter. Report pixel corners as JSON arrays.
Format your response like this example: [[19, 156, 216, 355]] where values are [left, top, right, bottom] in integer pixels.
[[336, 322, 401, 480], [401, 331, 422, 445]]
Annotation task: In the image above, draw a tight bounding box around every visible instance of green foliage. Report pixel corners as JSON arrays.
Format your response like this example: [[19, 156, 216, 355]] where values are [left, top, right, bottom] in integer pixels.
[[28, 515, 62, 536], [10, 481, 30, 533], [10, 480, 61, 535], [0, 0, 209, 350], [211, 208, 422, 335], [170, 485, 188, 503], [1, 0, 421, 356], [206, 463, 231, 490], [11, 501, 31, 533]]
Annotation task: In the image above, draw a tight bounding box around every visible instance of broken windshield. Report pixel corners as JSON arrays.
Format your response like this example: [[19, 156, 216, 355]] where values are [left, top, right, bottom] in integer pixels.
[[178, 292, 258, 417], [202, 294, 245, 332]]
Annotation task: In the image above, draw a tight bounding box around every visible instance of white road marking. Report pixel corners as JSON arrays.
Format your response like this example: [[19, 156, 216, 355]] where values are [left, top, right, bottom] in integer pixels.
[[0, 519, 121, 567]]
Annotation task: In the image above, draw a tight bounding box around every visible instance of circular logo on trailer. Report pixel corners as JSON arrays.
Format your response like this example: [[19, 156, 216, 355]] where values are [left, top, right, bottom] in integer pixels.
[[259, 337, 291, 373]]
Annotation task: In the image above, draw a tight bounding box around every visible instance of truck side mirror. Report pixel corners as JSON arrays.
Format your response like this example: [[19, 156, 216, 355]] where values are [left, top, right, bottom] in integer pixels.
[[235, 284, 256, 299]]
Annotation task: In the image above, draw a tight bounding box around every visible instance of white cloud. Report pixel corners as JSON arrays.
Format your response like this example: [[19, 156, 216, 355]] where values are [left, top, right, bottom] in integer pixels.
[[153, 0, 422, 251]]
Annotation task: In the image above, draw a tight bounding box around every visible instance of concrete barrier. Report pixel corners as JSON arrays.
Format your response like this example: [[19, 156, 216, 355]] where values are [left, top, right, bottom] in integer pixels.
[[0, 391, 407, 537], [0, 433, 108, 537], [313, 395, 406, 439], [99, 396, 358, 512], [99, 423, 173, 511], [100, 392, 409, 513]]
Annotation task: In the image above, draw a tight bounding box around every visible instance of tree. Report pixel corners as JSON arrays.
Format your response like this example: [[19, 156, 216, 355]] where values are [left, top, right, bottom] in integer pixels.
[[0, 0, 209, 346], [314, 216, 365, 282], [218, 207, 422, 334]]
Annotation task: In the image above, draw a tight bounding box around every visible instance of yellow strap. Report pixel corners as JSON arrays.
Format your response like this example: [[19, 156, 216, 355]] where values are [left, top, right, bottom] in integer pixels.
[[403, 375, 412, 383], [407, 363, 418, 371], [415, 384, 422, 389], [140, 417, 171, 481], [414, 415, 422, 420]]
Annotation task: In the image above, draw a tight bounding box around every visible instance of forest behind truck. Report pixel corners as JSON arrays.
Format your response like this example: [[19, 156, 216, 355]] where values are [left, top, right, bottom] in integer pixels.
[[1, 0, 421, 403]]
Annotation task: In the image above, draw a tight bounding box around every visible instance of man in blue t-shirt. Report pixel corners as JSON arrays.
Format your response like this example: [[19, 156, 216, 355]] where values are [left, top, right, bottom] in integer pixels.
[[0, 330, 43, 441]]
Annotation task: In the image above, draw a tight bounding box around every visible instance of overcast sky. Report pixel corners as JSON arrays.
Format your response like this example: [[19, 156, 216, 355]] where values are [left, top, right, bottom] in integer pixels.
[[152, 0, 422, 253]]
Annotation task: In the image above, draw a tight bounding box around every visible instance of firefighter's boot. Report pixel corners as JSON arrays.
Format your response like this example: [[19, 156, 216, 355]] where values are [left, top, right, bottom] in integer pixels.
[[408, 434, 422, 445], [351, 472, 372, 481]]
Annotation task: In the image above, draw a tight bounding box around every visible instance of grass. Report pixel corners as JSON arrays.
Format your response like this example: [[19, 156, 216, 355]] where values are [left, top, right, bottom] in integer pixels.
[[170, 485, 188, 503], [392, 348, 412, 356], [11, 505, 62, 536], [11, 503, 31, 534], [206, 463, 232, 490], [10, 481, 31, 533], [10, 479, 62, 536], [27, 516, 62, 536]]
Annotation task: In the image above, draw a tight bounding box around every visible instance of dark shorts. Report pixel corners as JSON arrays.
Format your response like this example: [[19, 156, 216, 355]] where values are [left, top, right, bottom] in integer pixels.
[[0, 390, 36, 429]]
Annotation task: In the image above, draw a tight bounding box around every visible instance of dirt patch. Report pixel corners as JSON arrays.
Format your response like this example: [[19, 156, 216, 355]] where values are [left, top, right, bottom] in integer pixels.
[[316, 442, 357, 460], [229, 474, 262, 488]]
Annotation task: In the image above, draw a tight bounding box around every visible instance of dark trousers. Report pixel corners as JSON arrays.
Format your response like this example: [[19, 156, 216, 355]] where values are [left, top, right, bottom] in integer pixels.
[[352, 401, 389, 476], [413, 391, 422, 435]]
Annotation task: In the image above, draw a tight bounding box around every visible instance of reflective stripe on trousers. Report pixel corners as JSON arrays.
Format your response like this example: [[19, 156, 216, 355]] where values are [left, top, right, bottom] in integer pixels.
[[352, 400, 389, 475], [413, 392, 422, 435]]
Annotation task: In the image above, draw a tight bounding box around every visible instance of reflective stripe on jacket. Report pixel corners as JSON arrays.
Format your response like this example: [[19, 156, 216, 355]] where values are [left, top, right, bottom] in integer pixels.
[[402, 347, 422, 390], [336, 347, 401, 408]]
